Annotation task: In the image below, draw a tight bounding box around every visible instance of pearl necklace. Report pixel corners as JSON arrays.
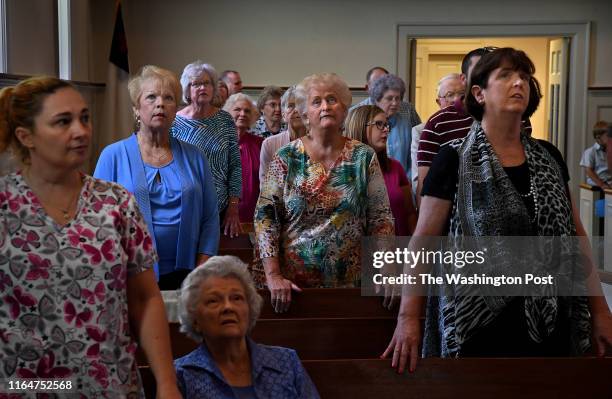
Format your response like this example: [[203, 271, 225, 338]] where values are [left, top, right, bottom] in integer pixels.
[[518, 176, 539, 223]]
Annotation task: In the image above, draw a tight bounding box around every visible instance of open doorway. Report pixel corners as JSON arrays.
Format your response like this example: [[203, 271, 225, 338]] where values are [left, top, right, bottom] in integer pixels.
[[414, 37, 568, 144], [395, 22, 590, 195]]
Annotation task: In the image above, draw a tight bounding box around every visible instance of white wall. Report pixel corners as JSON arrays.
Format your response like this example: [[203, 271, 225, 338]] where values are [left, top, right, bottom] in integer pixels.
[[112, 0, 612, 88]]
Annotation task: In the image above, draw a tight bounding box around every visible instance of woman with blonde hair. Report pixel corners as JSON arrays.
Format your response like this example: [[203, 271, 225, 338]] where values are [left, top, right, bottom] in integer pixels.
[[0, 76, 180, 397], [255, 73, 394, 312], [345, 105, 417, 236], [95, 65, 219, 290]]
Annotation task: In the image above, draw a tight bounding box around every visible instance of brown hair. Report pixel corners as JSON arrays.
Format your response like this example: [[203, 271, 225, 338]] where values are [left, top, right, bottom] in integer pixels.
[[344, 105, 389, 172], [256, 85, 284, 112], [593, 120, 608, 138], [0, 76, 73, 164], [465, 47, 542, 122]]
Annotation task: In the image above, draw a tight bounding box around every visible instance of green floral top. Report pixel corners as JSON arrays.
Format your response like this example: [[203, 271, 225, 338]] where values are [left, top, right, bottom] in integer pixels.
[[255, 138, 394, 287]]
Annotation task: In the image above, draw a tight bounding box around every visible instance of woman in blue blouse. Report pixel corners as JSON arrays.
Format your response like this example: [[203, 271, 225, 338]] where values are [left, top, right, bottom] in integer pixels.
[[175, 256, 319, 398], [171, 61, 243, 237], [94, 65, 220, 290]]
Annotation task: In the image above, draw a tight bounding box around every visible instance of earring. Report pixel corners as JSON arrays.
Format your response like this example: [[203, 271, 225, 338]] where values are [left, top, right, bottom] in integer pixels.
[[135, 114, 141, 130]]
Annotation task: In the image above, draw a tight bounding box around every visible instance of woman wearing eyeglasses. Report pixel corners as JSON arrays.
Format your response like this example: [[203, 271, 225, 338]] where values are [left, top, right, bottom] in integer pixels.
[[345, 105, 417, 236], [171, 61, 242, 237]]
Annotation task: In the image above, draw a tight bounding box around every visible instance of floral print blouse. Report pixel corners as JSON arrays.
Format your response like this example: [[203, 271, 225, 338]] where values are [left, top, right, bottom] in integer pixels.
[[0, 173, 156, 398], [255, 138, 394, 288]]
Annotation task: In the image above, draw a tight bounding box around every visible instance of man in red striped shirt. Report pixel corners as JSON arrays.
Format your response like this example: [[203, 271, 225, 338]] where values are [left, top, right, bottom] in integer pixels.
[[415, 47, 532, 205]]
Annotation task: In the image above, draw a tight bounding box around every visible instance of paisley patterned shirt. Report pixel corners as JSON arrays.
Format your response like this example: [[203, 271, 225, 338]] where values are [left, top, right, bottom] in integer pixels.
[[0, 173, 156, 398], [255, 138, 394, 287]]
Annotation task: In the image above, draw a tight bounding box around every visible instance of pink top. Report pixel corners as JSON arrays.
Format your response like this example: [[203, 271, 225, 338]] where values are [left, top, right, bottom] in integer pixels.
[[383, 159, 413, 236], [0, 173, 156, 397], [239, 132, 264, 222]]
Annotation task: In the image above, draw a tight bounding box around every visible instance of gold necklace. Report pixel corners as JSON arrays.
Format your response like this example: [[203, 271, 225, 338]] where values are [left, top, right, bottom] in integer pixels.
[[23, 171, 82, 223], [59, 189, 80, 222]]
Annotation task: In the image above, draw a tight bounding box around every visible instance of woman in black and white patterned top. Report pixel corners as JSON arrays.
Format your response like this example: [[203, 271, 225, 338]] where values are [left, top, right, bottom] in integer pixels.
[[384, 47, 612, 373], [171, 60, 242, 238]]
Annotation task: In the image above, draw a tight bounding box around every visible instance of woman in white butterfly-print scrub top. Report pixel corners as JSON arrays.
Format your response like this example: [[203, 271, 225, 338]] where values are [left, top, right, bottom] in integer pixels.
[[0, 77, 181, 398]]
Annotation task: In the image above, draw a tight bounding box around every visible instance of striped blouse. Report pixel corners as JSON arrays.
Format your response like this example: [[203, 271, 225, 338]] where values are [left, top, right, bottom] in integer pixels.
[[171, 110, 242, 211]]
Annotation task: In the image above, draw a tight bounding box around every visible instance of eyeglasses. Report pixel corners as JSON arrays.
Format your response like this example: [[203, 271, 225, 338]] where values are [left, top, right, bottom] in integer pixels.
[[438, 91, 465, 102], [367, 120, 390, 131], [481, 46, 499, 53], [191, 80, 213, 88], [265, 101, 281, 110]]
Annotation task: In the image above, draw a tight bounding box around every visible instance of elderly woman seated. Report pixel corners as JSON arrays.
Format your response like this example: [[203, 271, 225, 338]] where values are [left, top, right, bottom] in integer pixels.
[[175, 256, 320, 398]]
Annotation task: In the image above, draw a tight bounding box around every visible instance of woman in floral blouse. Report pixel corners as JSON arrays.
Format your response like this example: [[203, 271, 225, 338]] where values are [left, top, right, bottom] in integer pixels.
[[0, 77, 180, 398], [255, 73, 394, 313]]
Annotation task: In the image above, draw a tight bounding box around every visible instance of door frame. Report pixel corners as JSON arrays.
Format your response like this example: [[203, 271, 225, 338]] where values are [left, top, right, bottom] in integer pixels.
[[395, 22, 590, 195]]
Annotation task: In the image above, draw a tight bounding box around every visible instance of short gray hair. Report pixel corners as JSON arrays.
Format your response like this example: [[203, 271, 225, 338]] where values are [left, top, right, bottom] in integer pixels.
[[180, 60, 218, 104], [223, 93, 260, 127], [436, 73, 462, 96], [294, 73, 352, 119], [177, 256, 263, 343], [281, 85, 297, 113], [369, 74, 406, 103]]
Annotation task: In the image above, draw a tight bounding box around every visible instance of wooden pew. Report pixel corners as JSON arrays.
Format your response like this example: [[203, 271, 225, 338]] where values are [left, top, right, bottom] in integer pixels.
[[158, 317, 397, 362], [139, 357, 612, 399], [162, 288, 397, 322], [146, 289, 400, 364], [218, 232, 254, 264], [303, 357, 612, 398], [258, 288, 397, 319]]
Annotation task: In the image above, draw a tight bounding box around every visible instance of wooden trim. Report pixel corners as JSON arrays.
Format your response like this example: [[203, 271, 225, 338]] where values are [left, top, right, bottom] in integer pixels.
[[0, 73, 105, 88], [580, 183, 599, 190], [588, 86, 612, 91], [243, 85, 366, 91], [599, 270, 612, 285]]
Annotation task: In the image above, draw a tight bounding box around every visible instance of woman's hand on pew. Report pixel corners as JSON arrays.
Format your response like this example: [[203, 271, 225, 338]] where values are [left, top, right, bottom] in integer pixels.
[[592, 311, 612, 356], [266, 273, 302, 313], [381, 315, 421, 374]]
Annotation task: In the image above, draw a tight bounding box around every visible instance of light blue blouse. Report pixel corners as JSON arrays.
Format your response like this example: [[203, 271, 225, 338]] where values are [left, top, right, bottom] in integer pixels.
[[94, 134, 220, 279], [144, 162, 182, 275], [175, 339, 320, 399]]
